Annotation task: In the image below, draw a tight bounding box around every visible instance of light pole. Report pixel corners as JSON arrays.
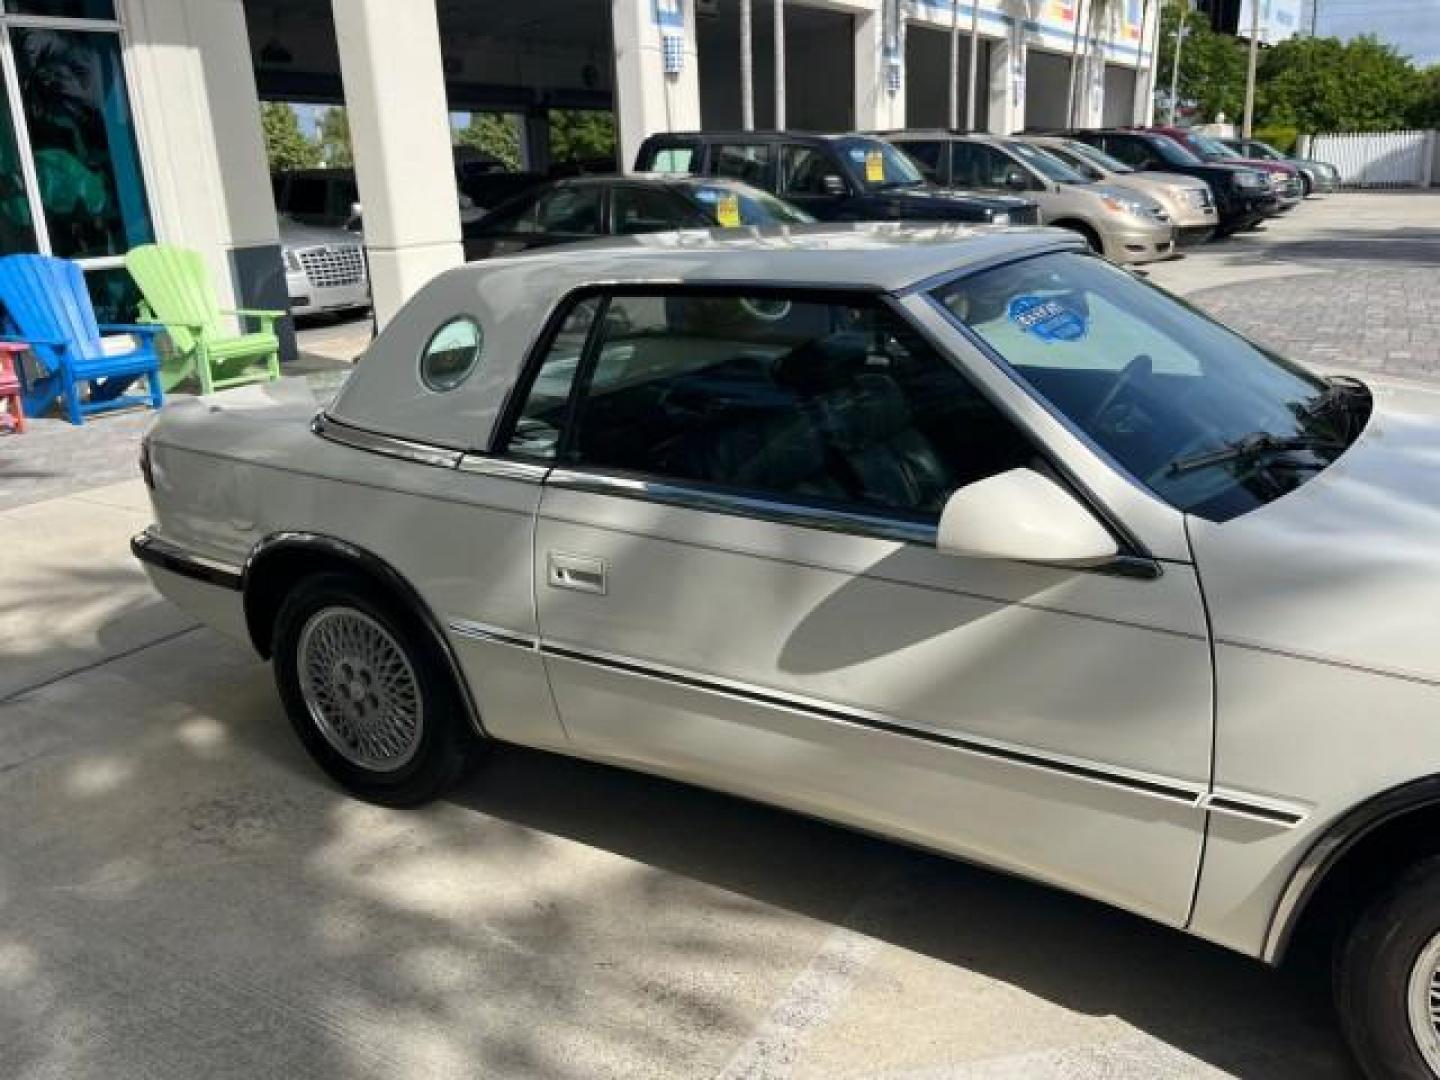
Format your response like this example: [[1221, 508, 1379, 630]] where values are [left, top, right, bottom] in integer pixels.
[[1167, 1, 1187, 126], [1242, 0, 1261, 137]]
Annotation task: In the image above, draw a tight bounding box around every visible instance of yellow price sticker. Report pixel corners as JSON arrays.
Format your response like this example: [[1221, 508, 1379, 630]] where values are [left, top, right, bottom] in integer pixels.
[[716, 193, 742, 228], [865, 150, 885, 183]]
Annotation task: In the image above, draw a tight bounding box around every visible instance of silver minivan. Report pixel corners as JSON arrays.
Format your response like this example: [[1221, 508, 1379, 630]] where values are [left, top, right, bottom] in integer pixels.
[[1024, 135, 1220, 246], [888, 131, 1176, 264]]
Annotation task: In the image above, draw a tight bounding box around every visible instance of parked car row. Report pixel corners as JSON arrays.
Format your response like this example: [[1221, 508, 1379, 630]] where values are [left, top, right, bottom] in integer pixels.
[[454, 126, 1336, 272]]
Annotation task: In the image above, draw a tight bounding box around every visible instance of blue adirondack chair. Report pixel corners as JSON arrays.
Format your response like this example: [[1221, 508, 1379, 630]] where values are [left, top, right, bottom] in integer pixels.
[[0, 254, 165, 425]]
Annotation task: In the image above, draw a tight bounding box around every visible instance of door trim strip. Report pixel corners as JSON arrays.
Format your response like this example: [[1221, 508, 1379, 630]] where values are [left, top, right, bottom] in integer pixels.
[[447, 618, 539, 651], [443, 623, 1307, 828]]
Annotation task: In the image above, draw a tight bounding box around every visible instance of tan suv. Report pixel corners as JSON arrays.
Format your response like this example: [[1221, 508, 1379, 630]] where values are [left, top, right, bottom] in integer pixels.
[[886, 131, 1176, 264], [1023, 135, 1219, 246]]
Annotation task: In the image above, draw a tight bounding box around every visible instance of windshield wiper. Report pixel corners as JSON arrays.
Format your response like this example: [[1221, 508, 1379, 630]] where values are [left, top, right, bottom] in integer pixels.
[[1294, 375, 1368, 437], [1169, 432, 1346, 476]]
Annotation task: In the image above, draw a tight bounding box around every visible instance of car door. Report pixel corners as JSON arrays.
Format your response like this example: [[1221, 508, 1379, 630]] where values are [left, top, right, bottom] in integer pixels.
[[497, 285, 1213, 927], [462, 184, 606, 260]]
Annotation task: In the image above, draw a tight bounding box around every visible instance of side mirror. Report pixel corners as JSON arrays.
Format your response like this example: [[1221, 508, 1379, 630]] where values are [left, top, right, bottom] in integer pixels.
[[1004, 168, 1031, 191], [936, 469, 1119, 566], [822, 174, 847, 196]]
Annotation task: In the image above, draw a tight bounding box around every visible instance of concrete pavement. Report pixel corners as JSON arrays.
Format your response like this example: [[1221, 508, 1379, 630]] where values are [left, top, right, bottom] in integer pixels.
[[0, 480, 1358, 1078]]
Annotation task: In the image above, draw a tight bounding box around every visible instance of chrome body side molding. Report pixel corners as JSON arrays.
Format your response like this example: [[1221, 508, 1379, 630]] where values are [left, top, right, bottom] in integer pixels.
[[312, 413, 463, 470], [442, 629, 1305, 828]]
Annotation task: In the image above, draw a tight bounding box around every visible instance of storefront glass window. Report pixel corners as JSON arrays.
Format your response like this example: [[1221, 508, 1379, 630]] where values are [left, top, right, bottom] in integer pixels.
[[4, 1, 116, 18], [0, 69, 37, 254], [11, 27, 153, 259]]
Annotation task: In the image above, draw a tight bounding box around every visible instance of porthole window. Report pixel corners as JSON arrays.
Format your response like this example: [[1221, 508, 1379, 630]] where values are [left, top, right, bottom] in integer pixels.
[[420, 317, 483, 392]]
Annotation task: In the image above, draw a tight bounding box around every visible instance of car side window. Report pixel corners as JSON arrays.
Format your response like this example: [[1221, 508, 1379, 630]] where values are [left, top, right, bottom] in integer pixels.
[[555, 291, 1038, 522], [898, 140, 944, 181], [503, 299, 602, 459], [613, 186, 693, 234], [779, 144, 844, 196], [950, 143, 1012, 189], [649, 146, 695, 173], [713, 143, 773, 188], [468, 190, 540, 237], [1103, 136, 1150, 169], [531, 186, 604, 234]]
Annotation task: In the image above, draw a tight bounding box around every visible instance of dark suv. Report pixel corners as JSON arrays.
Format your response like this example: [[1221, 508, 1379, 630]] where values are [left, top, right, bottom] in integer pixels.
[[634, 131, 1039, 226], [1063, 129, 1277, 236]]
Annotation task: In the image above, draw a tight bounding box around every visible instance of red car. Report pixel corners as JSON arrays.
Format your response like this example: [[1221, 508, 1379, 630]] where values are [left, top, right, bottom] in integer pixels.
[[1146, 126, 1304, 212]]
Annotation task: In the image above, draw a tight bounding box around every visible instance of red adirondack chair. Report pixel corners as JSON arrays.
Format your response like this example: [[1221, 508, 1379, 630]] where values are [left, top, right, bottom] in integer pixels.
[[0, 341, 24, 433]]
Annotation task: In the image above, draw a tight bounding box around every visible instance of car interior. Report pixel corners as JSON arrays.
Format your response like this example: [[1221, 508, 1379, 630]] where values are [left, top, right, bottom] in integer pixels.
[[547, 296, 1038, 519]]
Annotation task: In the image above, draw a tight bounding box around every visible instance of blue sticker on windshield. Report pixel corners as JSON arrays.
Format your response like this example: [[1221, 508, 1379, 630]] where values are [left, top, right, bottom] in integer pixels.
[[1007, 294, 1088, 343], [693, 187, 720, 202]]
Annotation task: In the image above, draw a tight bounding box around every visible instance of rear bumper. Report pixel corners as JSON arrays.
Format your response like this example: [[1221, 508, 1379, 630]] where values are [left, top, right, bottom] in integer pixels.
[[132, 529, 250, 644]]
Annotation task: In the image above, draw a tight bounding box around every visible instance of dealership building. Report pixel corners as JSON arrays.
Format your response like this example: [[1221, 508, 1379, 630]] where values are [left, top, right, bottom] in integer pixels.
[[0, 0, 1159, 342]]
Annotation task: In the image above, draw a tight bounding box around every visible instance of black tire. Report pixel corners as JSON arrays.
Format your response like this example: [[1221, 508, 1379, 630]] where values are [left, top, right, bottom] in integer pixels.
[[1336, 855, 1440, 1079], [1059, 221, 1104, 254], [272, 572, 476, 806]]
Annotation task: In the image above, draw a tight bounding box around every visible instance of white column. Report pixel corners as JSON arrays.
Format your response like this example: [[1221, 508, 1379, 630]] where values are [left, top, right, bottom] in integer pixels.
[[121, 0, 279, 316], [332, 0, 462, 328], [986, 21, 1026, 135], [854, 5, 905, 130], [1077, 35, 1107, 128], [1133, 0, 1161, 125], [612, 0, 701, 171]]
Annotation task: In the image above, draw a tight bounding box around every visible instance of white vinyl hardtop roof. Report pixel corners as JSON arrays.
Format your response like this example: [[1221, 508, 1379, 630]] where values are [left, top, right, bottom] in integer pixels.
[[328, 223, 1082, 453]]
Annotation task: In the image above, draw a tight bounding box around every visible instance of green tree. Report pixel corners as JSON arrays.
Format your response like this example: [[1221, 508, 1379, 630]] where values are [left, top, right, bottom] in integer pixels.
[[317, 106, 353, 167], [455, 113, 522, 170], [260, 102, 319, 171], [548, 109, 616, 166], [1407, 64, 1440, 128], [1258, 35, 1424, 134], [1154, 3, 1248, 123]]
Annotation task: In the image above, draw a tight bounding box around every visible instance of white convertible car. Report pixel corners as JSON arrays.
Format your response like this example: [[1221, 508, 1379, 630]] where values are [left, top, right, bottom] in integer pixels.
[[134, 224, 1440, 1078]]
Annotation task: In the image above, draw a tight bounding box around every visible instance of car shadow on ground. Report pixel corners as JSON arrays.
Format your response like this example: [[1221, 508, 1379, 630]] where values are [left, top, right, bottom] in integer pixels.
[[450, 743, 1360, 1079]]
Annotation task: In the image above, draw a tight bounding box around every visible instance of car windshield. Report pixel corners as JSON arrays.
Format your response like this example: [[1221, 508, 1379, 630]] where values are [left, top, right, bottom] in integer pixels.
[[834, 137, 926, 189], [684, 183, 815, 225], [1248, 140, 1282, 160], [1004, 140, 1091, 184], [1063, 140, 1134, 175], [1146, 134, 1203, 166], [931, 252, 1367, 522]]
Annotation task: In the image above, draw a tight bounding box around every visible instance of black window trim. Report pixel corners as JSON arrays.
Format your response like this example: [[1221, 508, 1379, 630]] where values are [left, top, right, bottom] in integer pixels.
[[485, 278, 1157, 576]]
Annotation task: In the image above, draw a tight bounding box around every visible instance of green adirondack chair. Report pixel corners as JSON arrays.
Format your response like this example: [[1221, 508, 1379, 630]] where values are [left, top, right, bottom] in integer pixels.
[[125, 243, 283, 393]]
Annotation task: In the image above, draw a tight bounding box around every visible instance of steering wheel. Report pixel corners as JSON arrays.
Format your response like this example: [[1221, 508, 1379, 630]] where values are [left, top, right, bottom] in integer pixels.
[[1087, 353, 1153, 428]]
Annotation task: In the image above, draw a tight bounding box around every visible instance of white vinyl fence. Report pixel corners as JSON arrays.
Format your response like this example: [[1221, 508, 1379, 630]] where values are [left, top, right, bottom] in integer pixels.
[[1305, 130, 1437, 188]]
